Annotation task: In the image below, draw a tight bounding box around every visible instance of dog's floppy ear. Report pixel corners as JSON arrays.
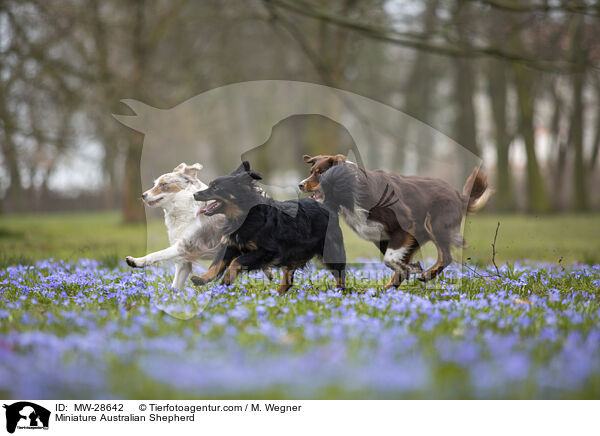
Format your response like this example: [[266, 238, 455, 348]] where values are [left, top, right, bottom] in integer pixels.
[[328, 154, 346, 164], [234, 169, 262, 182], [303, 154, 316, 164], [240, 161, 261, 180], [183, 163, 203, 176], [247, 170, 262, 180], [173, 163, 187, 173]]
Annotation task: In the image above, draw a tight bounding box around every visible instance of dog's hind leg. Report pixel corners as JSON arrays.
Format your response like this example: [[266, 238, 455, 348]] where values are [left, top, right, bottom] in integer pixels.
[[172, 261, 192, 289], [384, 270, 403, 290], [418, 213, 452, 282], [277, 267, 296, 295]]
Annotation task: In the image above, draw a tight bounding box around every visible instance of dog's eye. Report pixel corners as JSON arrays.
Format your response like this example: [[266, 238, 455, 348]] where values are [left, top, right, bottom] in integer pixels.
[[160, 183, 167, 188]]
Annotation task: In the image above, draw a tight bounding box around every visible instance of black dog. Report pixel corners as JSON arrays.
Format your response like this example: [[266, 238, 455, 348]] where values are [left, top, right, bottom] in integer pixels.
[[191, 162, 345, 294]]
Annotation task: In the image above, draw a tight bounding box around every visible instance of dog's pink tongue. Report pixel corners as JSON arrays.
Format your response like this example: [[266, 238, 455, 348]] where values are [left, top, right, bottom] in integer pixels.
[[198, 200, 215, 215]]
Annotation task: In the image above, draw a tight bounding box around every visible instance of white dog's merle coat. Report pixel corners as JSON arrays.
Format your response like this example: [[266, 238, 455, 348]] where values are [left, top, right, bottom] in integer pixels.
[[125, 163, 224, 289]]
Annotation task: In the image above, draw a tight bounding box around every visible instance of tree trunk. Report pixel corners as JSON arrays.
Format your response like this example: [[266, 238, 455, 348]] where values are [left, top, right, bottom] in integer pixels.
[[547, 84, 566, 211], [0, 83, 25, 212], [486, 59, 513, 211], [513, 65, 550, 213], [454, 56, 479, 177], [453, 3, 480, 179], [570, 69, 587, 211], [589, 72, 600, 172], [122, 0, 147, 222], [394, 0, 439, 172], [570, 13, 588, 211], [123, 135, 145, 222], [589, 91, 600, 171]]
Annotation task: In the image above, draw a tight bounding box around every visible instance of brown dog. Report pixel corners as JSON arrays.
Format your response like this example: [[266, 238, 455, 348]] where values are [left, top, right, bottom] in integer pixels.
[[299, 154, 493, 288]]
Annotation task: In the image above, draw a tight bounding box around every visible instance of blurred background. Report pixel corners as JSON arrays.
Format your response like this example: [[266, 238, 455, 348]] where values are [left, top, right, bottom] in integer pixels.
[[1, 0, 599, 264]]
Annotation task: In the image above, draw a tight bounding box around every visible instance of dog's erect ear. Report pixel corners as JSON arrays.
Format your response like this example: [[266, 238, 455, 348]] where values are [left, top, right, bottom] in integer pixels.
[[230, 161, 258, 179], [230, 162, 249, 176], [303, 154, 316, 164]]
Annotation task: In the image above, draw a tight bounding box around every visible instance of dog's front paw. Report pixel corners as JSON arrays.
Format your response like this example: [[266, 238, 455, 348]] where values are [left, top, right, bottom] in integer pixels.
[[407, 262, 423, 273], [191, 275, 206, 286], [125, 256, 142, 268]]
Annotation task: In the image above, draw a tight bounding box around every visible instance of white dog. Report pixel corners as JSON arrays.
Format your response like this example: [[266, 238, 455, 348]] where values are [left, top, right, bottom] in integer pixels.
[[125, 163, 224, 289]]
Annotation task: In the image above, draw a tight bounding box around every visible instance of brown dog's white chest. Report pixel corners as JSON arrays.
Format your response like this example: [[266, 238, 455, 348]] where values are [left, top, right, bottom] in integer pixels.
[[340, 206, 389, 242]]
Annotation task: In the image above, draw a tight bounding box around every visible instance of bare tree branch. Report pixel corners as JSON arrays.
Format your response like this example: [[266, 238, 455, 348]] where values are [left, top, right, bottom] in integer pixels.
[[467, 0, 599, 16], [264, 0, 589, 73]]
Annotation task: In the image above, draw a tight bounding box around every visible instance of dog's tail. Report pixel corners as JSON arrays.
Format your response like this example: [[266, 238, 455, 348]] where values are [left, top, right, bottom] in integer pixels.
[[320, 164, 356, 212], [462, 167, 494, 214]]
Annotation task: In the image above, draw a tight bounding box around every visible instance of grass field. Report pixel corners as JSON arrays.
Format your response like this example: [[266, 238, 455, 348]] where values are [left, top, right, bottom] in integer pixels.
[[1, 211, 599, 265], [1, 212, 599, 399]]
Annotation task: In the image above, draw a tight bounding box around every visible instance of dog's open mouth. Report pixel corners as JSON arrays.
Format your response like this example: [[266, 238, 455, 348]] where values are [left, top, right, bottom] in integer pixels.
[[310, 190, 324, 201], [146, 197, 163, 206], [198, 199, 223, 215]]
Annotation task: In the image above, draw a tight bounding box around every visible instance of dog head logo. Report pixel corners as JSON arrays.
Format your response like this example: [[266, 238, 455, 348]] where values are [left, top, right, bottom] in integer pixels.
[[114, 80, 484, 317], [3, 402, 50, 433], [112, 80, 480, 196]]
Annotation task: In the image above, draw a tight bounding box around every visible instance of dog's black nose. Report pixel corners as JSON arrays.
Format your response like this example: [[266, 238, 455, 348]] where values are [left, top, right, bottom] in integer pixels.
[[193, 191, 201, 201], [142, 192, 147, 200], [298, 183, 304, 191]]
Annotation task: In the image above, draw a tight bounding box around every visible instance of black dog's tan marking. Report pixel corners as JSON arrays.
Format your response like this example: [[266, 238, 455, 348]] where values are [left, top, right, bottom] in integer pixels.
[[302, 155, 492, 287], [222, 256, 243, 286], [191, 259, 227, 286], [191, 161, 346, 293], [277, 267, 295, 295]]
